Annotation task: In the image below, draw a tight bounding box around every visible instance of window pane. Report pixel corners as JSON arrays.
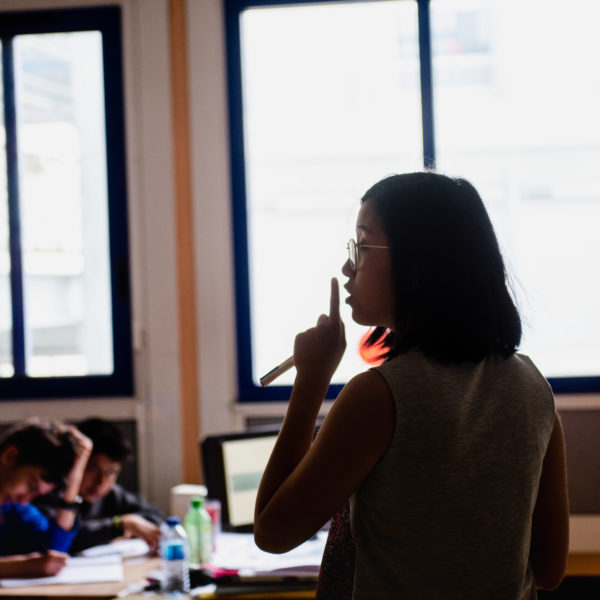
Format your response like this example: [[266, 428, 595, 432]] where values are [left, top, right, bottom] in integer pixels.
[[241, 1, 422, 385], [14, 32, 113, 377], [0, 47, 15, 377], [432, 0, 600, 377]]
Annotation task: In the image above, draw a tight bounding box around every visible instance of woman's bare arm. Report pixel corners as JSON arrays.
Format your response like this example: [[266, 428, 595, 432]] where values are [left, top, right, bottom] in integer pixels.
[[529, 412, 569, 590], [254, 278, 395, 553], [254, 369, 395, 553]]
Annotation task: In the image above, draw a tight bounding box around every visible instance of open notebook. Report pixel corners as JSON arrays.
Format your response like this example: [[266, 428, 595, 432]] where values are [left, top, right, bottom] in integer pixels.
[[211, 531, 326, 579], [0, 554, 123, 587]]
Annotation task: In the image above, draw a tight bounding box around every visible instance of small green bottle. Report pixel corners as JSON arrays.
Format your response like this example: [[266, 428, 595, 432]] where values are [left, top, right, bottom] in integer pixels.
[[183, 496, 213, 566]]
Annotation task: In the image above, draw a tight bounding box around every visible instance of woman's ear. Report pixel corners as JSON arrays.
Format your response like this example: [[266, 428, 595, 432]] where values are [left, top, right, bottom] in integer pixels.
[[0, 444, 20, 467]]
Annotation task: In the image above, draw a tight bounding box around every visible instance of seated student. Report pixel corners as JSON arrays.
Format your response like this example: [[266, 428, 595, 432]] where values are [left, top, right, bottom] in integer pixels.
[[36, 417, 164, 554], [0, 417, 92, 578]]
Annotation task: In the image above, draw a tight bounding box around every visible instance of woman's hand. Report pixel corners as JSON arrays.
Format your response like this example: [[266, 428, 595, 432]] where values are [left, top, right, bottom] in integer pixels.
[[254, 278, 346, 543], [293, 277, 346, 387]]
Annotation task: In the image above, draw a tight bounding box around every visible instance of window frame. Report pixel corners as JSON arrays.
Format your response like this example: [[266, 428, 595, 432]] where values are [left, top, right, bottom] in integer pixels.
[[225, 0, 600, 402], [0, 6, 133, 398]]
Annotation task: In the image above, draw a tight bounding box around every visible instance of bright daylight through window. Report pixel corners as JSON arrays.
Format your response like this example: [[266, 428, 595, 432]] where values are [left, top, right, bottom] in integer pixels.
[[231, 0, 600, 398], [1, 8, 131, 397]]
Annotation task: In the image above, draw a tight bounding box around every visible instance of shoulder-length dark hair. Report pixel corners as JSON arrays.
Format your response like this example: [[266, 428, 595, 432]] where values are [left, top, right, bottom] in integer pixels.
[[362, 172, 521, 364], [0, 417, 78, 489]]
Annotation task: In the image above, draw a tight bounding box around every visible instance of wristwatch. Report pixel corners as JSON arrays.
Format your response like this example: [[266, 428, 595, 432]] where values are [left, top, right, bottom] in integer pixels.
[[57, 494, 84, 511], [112, 514, 124, 534]]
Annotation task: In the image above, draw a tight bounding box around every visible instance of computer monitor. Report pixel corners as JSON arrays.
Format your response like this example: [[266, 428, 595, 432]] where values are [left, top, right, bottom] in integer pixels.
[[201, 429, 279, 532]]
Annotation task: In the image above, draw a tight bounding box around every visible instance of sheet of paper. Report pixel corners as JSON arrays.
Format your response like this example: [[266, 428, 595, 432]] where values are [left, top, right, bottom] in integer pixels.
[[211, 531, 326, 575], [0, 553, 124, 587], [80, 537, 150, 559]]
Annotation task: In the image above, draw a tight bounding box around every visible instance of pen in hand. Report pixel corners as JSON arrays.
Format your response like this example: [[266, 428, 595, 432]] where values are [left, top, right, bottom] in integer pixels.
[[260, 355, 295, 387], [260, 278, 342, 387]]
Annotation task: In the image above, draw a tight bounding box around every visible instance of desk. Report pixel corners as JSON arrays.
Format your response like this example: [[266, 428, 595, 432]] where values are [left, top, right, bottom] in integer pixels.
[[1, 552, 596, 599], [127, 592, 315, 600], [0, 557, 317, 600], [0, 557, 160, 600], [565, 552, 600, 576]]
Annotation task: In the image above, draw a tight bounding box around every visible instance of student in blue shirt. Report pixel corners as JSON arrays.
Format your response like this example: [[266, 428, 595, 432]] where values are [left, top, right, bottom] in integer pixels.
[[0, 417, 92, 578], [36, 417, 164, 554]]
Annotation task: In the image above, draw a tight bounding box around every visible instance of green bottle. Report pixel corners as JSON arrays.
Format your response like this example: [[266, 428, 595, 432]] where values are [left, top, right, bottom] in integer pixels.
[[183, 496, 213, 566]]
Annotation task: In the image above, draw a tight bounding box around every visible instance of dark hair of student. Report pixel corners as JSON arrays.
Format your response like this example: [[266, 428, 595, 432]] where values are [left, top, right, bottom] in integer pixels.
[[0, 417, 78, 488], [77, 417, 132, 463], [362, 172, 522, 364]]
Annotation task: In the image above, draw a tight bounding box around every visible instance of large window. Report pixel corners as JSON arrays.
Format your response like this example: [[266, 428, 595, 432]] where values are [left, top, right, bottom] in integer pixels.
[[226, 0, 600, 401], [0, 7, 132, 397]]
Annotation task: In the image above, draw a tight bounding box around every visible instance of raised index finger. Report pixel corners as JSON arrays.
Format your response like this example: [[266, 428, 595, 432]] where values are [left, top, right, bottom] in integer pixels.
[[329, 277, 340, 321]]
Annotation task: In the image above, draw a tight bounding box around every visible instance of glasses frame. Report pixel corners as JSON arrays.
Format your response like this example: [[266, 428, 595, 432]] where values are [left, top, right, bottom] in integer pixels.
[[347, 238, 389, 271]]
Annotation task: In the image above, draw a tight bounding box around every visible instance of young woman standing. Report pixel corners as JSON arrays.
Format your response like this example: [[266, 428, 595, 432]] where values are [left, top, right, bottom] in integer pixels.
[[254, 172, 569, 599]]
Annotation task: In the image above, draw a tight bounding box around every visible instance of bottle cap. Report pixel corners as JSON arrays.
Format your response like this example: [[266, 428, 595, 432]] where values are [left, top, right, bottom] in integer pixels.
[[166, 516, 181, 526], [191, 496, 204, 509]]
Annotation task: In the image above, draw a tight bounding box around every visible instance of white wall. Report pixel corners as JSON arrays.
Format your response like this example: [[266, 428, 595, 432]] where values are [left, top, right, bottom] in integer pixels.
[[186, 0, 242, 437]]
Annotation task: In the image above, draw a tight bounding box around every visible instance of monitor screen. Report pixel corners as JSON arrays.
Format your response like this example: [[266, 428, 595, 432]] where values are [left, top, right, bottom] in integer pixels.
[[202, 429, 279, 532], [221, 435, 277, 527]]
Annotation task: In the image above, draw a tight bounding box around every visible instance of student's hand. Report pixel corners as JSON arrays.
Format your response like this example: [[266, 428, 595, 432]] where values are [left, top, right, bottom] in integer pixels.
[[294, 277, 346, 387], [63, 428, 93, 501], [53, 428, 93, 533], [21, 550, 68, 577], [71, 427, 94, 472], [121, 514, 162, 552]]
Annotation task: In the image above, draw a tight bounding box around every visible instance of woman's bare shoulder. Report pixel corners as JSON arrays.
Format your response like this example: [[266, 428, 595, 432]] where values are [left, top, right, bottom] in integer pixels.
[[323, 368, 395, 444], [342, 368, 393, 402]]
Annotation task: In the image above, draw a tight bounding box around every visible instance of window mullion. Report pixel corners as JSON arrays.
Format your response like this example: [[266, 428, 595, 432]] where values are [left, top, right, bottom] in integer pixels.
[[2, 37, 27, 376], [417, 0, 435, 168]]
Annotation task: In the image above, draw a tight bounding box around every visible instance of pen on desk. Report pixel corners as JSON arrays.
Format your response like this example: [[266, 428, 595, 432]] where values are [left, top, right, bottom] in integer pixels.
[[260, 355, 295, 387]]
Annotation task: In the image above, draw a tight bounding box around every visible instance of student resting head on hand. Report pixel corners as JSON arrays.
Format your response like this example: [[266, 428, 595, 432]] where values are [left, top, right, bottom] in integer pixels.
[[35, 417, 164, 555], [0, 417, 92, 578]]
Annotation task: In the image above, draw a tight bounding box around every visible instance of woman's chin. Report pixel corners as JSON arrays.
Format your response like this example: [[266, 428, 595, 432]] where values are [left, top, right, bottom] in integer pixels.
[[350, 310, 370, 327]]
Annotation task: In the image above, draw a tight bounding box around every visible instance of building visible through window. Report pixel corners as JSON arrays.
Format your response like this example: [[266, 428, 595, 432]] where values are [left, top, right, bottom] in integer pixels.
[[0, 7, 132, 397]]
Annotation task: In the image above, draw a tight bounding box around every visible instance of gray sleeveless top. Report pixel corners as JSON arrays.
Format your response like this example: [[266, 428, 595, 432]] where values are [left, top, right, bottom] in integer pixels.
[[350, 351, 555, 599]]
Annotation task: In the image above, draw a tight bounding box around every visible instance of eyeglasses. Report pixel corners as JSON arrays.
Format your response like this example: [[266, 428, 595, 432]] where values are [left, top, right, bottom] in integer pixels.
[[347, 238, 389, 271], [84, 464, 121, 479]]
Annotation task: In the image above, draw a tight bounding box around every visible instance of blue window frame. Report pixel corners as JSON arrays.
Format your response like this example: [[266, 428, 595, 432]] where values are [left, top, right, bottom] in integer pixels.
[[0, 6, 132, 398], [226, 0, 600, 402]]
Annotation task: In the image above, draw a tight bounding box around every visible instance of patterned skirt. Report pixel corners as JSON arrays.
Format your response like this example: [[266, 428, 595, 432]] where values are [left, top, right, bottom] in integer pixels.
[[315, 501, 355, 599]]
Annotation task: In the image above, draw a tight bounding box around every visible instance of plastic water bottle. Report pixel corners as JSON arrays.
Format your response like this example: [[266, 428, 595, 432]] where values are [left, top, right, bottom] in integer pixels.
[[183, 496, 213, 567], [160, 517, 190, 595]]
